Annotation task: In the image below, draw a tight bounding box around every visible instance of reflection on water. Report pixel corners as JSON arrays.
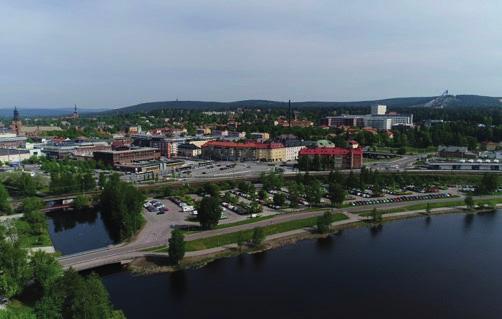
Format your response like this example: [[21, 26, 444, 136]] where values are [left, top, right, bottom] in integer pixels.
[[464, 213, 475, 231], [369, 223, 384, 236], [102, 212, 502, 319], [168, 271, 187, 300], [46, 209, 117, 255], [316, 235, 334, 252]]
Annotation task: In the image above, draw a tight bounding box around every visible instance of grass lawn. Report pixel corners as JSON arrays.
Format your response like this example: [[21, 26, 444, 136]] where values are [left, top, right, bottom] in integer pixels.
[[185, 213, 348, 252]]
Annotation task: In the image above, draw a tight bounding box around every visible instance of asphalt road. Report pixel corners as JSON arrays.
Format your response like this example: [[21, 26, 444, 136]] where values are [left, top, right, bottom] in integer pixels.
[[57, 193, 502, 271]]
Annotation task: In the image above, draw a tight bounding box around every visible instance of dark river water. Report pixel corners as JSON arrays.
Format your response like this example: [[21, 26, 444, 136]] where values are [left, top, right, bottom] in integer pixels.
[[46, 210, 116, 255], [100, 212, 502, 319]]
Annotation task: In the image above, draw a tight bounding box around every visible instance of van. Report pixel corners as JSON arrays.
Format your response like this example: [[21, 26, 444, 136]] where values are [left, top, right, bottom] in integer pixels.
[[182, 205, 194, 212]]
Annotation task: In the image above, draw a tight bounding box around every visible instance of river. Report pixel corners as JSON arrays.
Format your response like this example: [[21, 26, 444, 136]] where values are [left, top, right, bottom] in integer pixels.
[[99, 212, 502, 319], [46, 209, 117, 255]]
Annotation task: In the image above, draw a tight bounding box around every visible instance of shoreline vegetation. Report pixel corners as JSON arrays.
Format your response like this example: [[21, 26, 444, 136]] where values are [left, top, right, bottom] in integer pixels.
[[131, 199, 500, 274]]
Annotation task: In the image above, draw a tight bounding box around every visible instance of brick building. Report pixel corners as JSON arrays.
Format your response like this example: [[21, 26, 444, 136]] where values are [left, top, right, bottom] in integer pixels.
[[298, 147, 363, 170]]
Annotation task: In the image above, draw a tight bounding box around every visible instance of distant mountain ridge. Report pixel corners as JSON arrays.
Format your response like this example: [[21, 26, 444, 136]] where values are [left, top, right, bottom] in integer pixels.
[[103, 94, 502, 115], [0, 107, 109, 118]]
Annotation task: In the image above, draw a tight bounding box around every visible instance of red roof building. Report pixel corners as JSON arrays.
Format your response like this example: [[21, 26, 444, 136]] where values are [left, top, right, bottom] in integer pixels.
[[298, 147, 363, 170]]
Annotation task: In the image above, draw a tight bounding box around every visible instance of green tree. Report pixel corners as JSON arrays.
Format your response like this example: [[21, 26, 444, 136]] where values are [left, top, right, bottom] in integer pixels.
[[74, 194, 92, 210], [0, 182, 11, 214], [202, 183, 221, 197], [465, 195, 475, 210], [273, 193, 286, 207], [317, 211, 334, 234], [168, 229, 185, 265], [0, 241, 32, 298], [251, 227, 265, 247], [21, 197, 44, 214], [98, 172, 108, 189], [477, 173, 498, 194], [288, 183, 303, 208], [247, 201, 263, 215], [100, 174, 146, 241], [426, 202, 432, 215], [329, 183, 346, 208], [371, 207, 383, 223], [30, 251, 63, 292], [198, 196, 222, 229], [305, 179, 324, 206], [236, 231, 246, 251]]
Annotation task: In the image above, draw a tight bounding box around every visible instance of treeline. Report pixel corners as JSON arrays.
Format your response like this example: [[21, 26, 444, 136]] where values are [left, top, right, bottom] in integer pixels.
[[100, 174, 146, 241], [1, 172, 43, 197], [49, 171, 95, 194], [0, 232, 124, 318]]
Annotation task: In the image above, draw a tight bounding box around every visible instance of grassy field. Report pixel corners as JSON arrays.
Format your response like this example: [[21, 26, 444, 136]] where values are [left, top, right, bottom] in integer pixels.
[[185, 213, 348, 252]]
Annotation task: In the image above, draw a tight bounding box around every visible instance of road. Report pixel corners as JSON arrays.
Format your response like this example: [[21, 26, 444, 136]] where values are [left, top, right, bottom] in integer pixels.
[[57, 193, 502, 271]]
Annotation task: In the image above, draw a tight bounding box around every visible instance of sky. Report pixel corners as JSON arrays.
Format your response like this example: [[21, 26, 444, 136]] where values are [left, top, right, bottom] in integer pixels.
[[1, 0, 501, 108]]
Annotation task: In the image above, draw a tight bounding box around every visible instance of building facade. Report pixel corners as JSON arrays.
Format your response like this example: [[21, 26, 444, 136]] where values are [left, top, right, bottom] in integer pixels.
[[93, 148, 161, 166], [201, 141, 286, 162], [298, 147, 363, 170]]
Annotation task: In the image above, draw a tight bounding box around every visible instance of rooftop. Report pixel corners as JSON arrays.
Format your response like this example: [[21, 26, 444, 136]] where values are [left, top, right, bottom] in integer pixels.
[[299, 147, 363, 156], [202, 140, 284, 149]]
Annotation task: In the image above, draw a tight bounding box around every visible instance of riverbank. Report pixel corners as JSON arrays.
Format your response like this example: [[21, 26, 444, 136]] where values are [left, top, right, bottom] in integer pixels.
[[129, 203, 500, 274]]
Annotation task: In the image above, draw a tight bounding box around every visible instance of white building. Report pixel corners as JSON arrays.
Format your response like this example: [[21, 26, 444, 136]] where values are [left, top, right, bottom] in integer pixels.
[[366, 118, 392, 130], [371, 104, 387, 115], [283, 145, 306, 161]]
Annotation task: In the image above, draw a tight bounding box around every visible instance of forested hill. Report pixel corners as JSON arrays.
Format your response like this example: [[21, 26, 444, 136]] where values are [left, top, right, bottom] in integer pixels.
[[103, 95, 502, 114]]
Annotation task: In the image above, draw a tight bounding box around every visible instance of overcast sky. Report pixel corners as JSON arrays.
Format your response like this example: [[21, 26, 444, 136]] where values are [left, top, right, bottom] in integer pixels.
[[1, 1, 501, 108]]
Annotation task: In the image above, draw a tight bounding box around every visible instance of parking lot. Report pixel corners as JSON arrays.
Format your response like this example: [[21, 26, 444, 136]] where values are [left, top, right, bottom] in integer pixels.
[[179, 160, 294, 179], [348, 191, 453, 207]]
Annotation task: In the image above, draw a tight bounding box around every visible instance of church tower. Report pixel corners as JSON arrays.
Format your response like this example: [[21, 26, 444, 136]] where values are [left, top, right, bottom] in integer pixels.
[[73, 104, 79, 119], [11, 107, 22, 136]]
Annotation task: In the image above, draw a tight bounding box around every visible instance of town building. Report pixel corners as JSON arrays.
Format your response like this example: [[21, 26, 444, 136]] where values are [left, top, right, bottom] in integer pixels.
[[0, 148, 31, 163], [321, 104, 413, 130], [427, 160, 502, 171], [0, 133, 27, 148], [177, 143, 202, 157], [211, 130, 229, 137], [131, 135, 174, 158], [196, 127, 212, 135], [250, 132, 270, 141], [283, 145, 306, 161], [228, 131, 246, 139], [437, 146, 477, 159], [298, 147, 363, 170], [93, 148, 161, 167], [201, 141, 285, 162]]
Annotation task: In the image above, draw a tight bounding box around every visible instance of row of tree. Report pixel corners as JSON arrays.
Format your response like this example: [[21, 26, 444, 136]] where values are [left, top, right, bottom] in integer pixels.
[[100, 174, 146, 241], [0, 230, 124, 318]]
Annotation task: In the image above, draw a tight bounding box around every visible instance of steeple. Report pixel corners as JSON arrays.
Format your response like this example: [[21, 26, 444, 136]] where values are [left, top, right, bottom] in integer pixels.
[[12, 106, 21, 136], [13, 106, 19, 122], [73, 104, 79, 119]]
